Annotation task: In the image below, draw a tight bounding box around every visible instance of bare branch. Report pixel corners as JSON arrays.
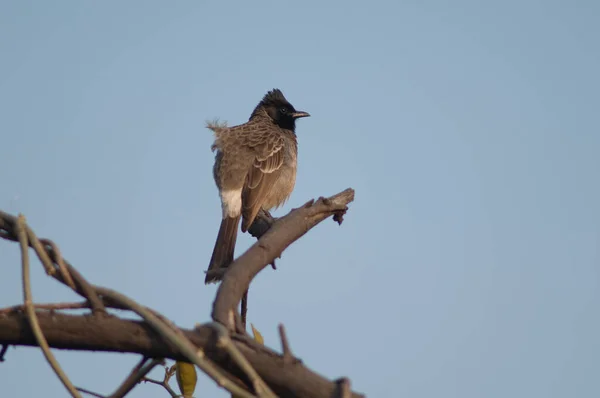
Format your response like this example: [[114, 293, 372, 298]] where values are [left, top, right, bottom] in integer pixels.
[[0, 193, 364, 398], [0, 301, 90, 314], [142, 378, 177, 397], [16, 215, 82, 398], [142, 365, 178, 398], [76, 387, 105, 398], [0, 344, 8, 362], [38, 238, 76, 290], [93, 287, 255, 398], [46, 248, 106, 314], [337, 378, 351, 398], [212, 188, 355, 330], [0, 210, 106, 314], [0, 312, 364, 398], [208, 322, 276, 398], [109, 357, 164, 398], [278, 324, 295, 365], [241, 289, 249, 330]]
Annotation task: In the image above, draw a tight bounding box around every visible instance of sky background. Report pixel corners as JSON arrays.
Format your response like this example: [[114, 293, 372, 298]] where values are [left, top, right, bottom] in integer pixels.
[[1, 1, 599, 397]]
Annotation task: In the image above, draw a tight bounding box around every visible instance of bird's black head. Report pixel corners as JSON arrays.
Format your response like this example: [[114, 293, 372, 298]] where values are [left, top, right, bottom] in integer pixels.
[[250, 89, 310, 131]]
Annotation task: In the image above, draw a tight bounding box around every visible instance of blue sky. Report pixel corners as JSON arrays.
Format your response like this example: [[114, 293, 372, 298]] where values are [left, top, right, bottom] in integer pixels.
[[1, 1, 599, 397]]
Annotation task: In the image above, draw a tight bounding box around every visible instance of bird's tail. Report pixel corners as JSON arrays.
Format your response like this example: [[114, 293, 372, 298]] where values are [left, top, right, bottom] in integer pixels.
[[205, 215, 240, 284]]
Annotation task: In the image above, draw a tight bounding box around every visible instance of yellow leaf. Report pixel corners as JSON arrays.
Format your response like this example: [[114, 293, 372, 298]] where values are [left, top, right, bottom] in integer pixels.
[[176, 361, 197, 398], [250, 323, 264, 345]]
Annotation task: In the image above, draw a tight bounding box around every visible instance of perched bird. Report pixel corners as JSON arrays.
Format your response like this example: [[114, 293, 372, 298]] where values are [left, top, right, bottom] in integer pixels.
[[205, 89, 310, 283]]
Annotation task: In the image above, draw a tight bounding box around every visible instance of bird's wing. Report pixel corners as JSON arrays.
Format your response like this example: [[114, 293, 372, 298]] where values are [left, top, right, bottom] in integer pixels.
[[240, 125, 285, 232]]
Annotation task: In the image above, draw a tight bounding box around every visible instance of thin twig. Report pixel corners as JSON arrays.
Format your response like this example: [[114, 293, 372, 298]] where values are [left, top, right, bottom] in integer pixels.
[[21, 225, 55, 277], [0, 301, 90, 314], [278, 324, 294, 365], [28, 226, 104, 314], [16, 215, 82, 398], [208, 322, 277, 398], [0, 344, 8, 362], [0, 210, 105, 314], [142, 378, 178, 398], [234, 310, 247, 334], [337, 377, 351, 398], [46, 247, 106, 315], [76, 387, 105, 398], [39, 238, 76, 290], [241, 289, 249, 330], [142, 365, 178, 398], [69, 265, 105, 313], [94, 287, 256, 398], [109, 357, 164, 398]]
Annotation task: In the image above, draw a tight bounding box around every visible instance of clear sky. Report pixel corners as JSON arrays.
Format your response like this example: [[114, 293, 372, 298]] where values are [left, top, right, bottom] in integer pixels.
[[1, 1, 599, 397]]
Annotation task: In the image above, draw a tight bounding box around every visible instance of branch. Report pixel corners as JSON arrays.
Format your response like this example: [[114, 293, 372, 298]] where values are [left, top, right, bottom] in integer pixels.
[[0, 301, 90, 314], [278, 324, 295, 365], [0, 312, 364, 398], [0, 189, 362, 398], [212, 188, 355, 330], [207, 322, 276, 398], [92, 287, 254, 398], [142, 364, 178, 398], [0, 344, 8, 361], [2, 210, 252, 397], [0, 210, 106, 314], [109, 357, 164, 398], [16, 215, 82, 398]]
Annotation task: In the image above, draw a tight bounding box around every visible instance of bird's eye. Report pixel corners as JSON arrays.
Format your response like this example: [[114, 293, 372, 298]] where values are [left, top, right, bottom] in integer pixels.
[[279, 107, 288, 114]]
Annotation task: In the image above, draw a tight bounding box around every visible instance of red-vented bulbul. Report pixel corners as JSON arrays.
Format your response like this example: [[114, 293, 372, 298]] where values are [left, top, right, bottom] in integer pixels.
[[205, 89, 310, 283]]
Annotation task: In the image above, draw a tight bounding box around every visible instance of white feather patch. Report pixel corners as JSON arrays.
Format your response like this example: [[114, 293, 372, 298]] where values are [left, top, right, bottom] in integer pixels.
[[221, 189, 242, 218]]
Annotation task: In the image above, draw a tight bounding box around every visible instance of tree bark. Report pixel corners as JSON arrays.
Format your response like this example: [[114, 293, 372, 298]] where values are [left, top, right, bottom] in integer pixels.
[[0, 312, 364, 398]]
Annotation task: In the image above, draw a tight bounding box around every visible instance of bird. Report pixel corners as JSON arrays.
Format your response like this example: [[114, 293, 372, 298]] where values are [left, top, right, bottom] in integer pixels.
[[204, 89, 310, 284]]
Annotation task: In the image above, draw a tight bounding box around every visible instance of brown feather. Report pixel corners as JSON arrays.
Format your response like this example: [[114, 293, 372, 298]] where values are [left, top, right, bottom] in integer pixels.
[[241, 162, 283, 232], [205, 215, 241, 283]]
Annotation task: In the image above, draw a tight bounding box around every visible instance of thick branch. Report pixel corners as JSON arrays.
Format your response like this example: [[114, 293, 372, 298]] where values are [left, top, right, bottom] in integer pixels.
[[212, 188, 355, 329], [0, 312, 364, 398]]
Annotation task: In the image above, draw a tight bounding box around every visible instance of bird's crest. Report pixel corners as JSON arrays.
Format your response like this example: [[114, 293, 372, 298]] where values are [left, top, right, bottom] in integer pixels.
[[260, 89, 288, 105], [250, 88, 292, 120]]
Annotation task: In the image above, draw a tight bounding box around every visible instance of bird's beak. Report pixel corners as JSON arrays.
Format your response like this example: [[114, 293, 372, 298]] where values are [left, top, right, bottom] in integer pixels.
[[291, 111, 310, 119]]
